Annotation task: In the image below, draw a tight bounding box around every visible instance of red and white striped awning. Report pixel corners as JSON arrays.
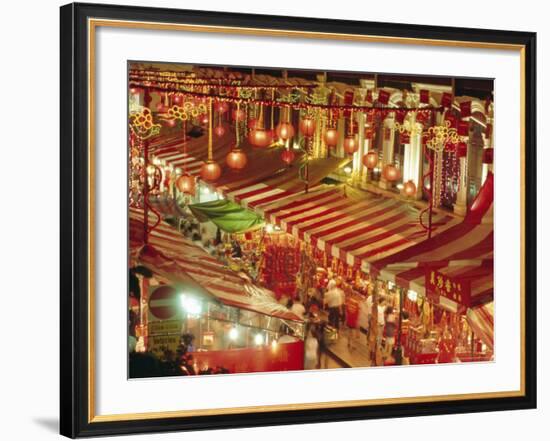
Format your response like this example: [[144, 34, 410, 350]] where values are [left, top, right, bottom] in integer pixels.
[[467, 301, 494, 350], [129, 208, 301, 322], [371, 172, 494, 311], [249, 185, 460, 269]]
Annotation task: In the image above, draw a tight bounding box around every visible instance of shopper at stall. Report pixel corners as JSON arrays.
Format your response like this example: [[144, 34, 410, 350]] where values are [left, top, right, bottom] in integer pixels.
[[324, 279, 345, 330], [383, 306, 398, 360], [304, 329, 320, 370], [289, 298, 306, 320]]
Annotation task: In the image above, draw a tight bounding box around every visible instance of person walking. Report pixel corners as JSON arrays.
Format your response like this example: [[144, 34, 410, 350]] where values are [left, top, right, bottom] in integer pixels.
[[304, 329, 320, 370], [324, 279, 344, 331]]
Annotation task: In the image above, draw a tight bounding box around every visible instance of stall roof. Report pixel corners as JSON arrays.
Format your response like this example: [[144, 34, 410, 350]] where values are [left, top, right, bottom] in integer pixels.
[[467, 302, 494, 350], [188, 199, 263, 233], [370, 172, 494, 308], [129, 208, 302, 322]]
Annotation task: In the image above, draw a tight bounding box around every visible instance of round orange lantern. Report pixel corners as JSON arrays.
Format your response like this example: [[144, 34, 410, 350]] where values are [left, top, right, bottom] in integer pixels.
[[324, 128, 339, 148], [299, 117, 316, 137], [200, 160, 222, 182], [175, 174, 196, 195], [383, 164, 400, 182], [214, 125, 226, 138], [249, 128, 271, 148], [275, 122, 295, 141], [226, 149, 248, 170], [362, 150, 378, 169], [343, 135, 358, 154], [281, 149, 296, 165], [403, 180, 417, 197]]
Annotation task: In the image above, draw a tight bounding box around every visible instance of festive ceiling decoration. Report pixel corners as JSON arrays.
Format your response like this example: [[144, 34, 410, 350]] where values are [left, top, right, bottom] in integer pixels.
[[129, 108, 161, 139], [425, 119, 460, 152]]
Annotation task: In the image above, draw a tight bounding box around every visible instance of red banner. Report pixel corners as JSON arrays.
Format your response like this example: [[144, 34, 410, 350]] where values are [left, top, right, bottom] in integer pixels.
[[192, 341, 304, 374], [460, 100, 472, 117], [419, 89, 430, 104], [441, 92, 453, 108], [378, 90, 390, 105]]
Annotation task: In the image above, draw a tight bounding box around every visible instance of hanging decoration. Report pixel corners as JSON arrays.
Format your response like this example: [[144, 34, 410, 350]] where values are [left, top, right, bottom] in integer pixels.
[[276, 107, 295, 141], [362, 151, 378, 169], [299, 115, 316, 138], [343, 111, 358, 154], [248, 104, 272, 148], [323, 110, 338, 149], [281, 148, 296, 165], [129, 108, 161, 139], [383, 164, 400, 182], [226, 102, 248, 170], [403, 180, 417, 197], [200, 98, 222, 182]]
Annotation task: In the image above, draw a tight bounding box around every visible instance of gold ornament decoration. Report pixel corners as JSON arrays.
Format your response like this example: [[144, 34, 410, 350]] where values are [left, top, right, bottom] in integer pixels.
[[129, 108, 161, 139]]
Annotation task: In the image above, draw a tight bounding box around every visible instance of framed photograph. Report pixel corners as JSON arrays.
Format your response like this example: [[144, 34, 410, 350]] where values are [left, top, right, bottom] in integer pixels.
[[60, 2, 537, 438]]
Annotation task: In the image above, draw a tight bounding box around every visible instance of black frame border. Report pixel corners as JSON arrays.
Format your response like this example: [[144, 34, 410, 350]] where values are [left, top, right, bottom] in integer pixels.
[[60, 2, 537, 438]]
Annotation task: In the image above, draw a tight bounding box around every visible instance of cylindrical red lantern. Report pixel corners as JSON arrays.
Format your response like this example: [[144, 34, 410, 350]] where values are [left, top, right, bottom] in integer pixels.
[[214, 125, 226, 138], [175, 174, 196, 195], [299, 117, 316, 137], [343, 135, 358, 154], [482, 148, 494, 164], [200, 160, 222, 182], [362, 151, 378, 169], [226, 149, 248, 170], [324, 128, 339, 148], [276, 122, 295, 141], [281, 149, 296, 165], [383, 164, 400, 182], [232, 108, 246, 122], [403, 180, 417, 197], [249, 128, 271, 148]]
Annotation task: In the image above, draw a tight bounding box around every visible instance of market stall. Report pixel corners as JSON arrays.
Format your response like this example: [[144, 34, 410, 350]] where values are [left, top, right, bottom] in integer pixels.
[[129, 208, 305, 374]]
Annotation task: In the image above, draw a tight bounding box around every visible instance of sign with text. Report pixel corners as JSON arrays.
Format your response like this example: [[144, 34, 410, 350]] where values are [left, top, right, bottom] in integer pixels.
[[425, 269, 471, 307]]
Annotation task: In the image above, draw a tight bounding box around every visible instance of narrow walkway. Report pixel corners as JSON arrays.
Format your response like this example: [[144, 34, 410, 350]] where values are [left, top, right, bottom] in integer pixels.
[[323, 332, 372, 368]]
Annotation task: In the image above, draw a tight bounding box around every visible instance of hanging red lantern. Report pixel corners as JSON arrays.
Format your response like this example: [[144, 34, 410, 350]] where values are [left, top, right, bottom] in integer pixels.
[[343, 135, 358, 154], [175, 174, 196, 195], [215, 101, 229, 114], [232, 108, 246, 122], [403, 180, 417, 197], [299, 117, 316, 137], [200, 160, 222, 182], [214, 125, 226, 138], [324, 128, 339, 148], [172, 94, 183, 105], [129, 86, 141, 95], [362, 150, 378, 169], [249, 128, 271, 148], [226, 149, 248, 170], [281, 149, 296, 165], [383, 164, 400, 182], [276, 122, 295, 140]]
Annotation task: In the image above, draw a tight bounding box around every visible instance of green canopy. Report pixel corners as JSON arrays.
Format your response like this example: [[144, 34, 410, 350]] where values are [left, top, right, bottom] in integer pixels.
[[189, 199, 264, 234]]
